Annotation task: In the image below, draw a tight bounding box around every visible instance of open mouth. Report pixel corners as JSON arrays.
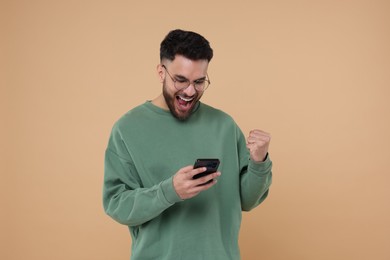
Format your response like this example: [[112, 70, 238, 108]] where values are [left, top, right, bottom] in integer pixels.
[[176, 95, 195, 111]]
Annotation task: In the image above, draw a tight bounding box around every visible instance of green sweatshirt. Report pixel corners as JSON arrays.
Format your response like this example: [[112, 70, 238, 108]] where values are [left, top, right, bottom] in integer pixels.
[[103, 101, 272, 260]]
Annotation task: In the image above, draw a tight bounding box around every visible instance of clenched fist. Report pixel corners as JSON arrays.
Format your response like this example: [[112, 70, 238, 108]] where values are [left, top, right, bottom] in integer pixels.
[[246, 129, 271, 162]]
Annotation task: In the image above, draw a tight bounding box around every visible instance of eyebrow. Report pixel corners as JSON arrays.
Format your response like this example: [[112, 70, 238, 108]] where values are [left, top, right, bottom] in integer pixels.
[[173, 74, 207, 82]]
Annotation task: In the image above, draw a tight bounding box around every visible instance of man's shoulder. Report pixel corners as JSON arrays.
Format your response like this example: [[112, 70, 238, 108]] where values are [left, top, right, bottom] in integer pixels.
[[113, 102, 149, 128], [199, 103, 235, 122]]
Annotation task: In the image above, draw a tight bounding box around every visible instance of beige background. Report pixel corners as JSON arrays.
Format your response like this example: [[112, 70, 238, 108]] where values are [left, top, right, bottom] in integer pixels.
[[2, 0, 390, 259]]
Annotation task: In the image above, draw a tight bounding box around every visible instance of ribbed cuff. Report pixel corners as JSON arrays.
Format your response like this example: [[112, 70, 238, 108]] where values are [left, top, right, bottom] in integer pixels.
[[248, 154, 273, 177], [160, 176, 183, 204]]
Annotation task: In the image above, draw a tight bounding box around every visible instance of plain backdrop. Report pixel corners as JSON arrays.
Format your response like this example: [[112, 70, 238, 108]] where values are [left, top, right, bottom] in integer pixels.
[[2, 0, 390, 259]]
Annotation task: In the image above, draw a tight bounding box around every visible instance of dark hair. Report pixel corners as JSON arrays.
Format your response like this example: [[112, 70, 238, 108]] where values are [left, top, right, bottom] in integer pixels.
[[160, 29, 213, 62]]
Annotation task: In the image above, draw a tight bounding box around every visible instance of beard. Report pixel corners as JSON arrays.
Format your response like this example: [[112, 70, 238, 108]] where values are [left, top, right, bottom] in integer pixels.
[[162, 80, 201, 121]]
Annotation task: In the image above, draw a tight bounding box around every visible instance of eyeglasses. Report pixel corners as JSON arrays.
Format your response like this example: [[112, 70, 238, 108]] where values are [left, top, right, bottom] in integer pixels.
[[162, 65, 211, 92]]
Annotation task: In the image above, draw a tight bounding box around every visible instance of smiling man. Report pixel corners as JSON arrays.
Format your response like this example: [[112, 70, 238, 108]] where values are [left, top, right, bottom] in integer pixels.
[[103, 29, 273, 260]]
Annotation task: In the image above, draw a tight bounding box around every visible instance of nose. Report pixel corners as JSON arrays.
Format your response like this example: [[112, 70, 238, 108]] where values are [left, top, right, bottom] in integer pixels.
[[182, 83, 196, 96]]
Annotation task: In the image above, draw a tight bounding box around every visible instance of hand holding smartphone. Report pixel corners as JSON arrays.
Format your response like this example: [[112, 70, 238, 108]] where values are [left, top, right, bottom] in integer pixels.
[[193, 159, 220, 185]]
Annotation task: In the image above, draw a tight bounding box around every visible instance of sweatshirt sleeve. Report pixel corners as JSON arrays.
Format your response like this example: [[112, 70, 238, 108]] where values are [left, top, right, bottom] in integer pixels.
[[102, 125, 182, 226], [236, 125, 273, 211]]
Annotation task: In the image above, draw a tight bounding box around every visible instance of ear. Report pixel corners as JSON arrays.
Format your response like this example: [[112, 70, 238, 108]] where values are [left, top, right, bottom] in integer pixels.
[[156, 64, 164, 83]]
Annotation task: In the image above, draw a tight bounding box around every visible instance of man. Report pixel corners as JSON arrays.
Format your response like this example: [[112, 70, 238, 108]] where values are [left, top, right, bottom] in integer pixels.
[[103, 29, 272, 260]]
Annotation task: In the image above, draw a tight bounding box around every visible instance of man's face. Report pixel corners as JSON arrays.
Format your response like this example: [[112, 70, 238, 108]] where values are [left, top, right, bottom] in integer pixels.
[[161, 55, 209, 121]]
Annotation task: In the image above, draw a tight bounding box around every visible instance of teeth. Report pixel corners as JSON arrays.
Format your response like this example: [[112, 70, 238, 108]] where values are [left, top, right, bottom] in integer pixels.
[[178, 96, 194, 102]]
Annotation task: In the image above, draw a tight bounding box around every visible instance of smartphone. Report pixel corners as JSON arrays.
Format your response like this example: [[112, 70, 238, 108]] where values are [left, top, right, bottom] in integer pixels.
[[193, 159, 220, 183]]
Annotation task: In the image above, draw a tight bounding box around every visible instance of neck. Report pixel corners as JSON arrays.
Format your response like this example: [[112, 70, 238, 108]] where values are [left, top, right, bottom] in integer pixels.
[[151, 94, 169, 110]]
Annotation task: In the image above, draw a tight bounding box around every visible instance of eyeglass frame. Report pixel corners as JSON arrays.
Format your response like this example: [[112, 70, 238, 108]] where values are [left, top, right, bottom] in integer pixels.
[[161, 64, 211, 92]]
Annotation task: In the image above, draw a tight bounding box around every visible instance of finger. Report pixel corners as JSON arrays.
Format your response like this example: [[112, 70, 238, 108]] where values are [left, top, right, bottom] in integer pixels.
[[247, 138, 270, 146], [250, 129, 270, 135], [248, 133, 271, 141], [249, 129, 270, 138], [190, 178, 218, 193], [246, 142, 267, 151], [246, 143, 255, 149], [247, 134, 271, 144], [194, 171, 221, 186], [247, 137, 267, 145], [179, 165, 195, 174], [178, 165, 206, 176], [247, 136, 258, 143], [188, 167, 208, 178]]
